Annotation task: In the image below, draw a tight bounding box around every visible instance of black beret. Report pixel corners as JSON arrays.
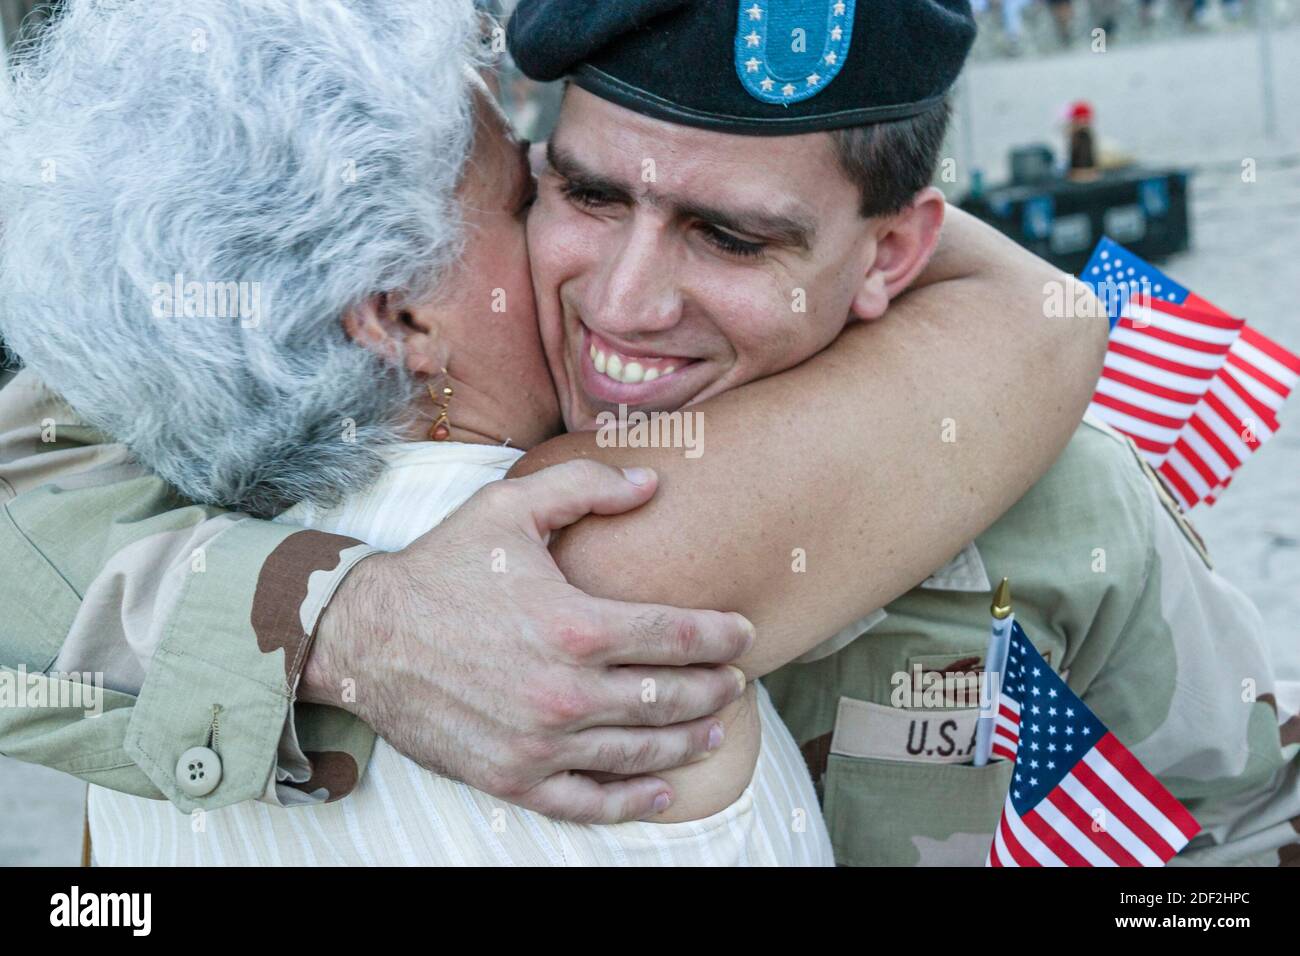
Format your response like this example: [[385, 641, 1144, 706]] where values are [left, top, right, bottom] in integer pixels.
[[507, 0, 976, 136]]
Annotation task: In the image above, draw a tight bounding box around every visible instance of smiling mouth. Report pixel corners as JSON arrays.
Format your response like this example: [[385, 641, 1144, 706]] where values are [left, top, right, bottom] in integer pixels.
[[582, 328, 697, 389]]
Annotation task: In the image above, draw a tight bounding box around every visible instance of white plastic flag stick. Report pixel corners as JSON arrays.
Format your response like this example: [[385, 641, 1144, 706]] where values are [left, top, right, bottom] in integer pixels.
[[973, 577, 1013, 767]]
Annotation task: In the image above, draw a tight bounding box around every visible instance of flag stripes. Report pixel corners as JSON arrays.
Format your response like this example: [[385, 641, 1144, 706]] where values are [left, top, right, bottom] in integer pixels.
[[1082, 241, 1299, 510], [1089, 295, 1244, 464]]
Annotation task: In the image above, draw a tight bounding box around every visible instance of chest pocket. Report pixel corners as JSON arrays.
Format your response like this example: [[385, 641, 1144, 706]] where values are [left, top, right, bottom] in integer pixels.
[[820, 696, 1012, 866], [823, 754, 1011, 866]]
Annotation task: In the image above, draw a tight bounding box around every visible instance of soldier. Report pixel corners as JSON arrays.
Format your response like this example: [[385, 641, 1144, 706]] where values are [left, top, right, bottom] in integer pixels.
[[497, 0, 1300, 865]]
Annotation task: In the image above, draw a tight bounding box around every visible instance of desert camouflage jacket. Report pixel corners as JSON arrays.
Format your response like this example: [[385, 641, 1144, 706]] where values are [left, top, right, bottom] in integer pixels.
[[0, 370, 378, 811], [766, 417, 1300, 866]]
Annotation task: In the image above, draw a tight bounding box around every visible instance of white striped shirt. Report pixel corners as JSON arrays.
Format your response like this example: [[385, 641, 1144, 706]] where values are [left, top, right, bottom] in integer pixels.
[[89, 441, 834, 866]]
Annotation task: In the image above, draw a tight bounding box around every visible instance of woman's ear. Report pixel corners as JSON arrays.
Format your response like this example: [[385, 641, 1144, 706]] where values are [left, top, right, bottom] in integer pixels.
[[342, 292, 445, 375], [850, 187, 948, 322]]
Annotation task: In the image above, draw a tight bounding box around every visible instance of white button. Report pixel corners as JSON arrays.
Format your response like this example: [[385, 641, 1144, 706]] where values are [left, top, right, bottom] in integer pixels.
[[176, 746, 222, 797]]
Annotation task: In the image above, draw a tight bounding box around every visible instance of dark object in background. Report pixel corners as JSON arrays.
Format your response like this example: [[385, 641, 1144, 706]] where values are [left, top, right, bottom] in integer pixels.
[[1069, 126, 1096, 174], [1066, 100, 1099, 182], [959, 167, 1191, 276], [1009, 144, 1057, 186]]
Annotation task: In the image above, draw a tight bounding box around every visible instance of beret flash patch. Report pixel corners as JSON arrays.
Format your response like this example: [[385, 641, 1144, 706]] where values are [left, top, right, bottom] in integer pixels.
[[734, 0, 856, 105]]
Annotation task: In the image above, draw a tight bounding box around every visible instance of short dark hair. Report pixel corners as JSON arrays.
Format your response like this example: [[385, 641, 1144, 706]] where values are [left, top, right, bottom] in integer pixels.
[[830, 98, 952, 218]]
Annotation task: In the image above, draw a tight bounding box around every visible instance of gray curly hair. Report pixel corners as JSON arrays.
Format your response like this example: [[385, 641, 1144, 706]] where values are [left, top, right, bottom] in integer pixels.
[[0, 0, 482, 515]]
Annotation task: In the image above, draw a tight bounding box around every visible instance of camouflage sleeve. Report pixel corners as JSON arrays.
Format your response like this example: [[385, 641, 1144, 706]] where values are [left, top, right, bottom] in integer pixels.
[[1068, 447, 1300, 866], [0, 370, 378, 810]]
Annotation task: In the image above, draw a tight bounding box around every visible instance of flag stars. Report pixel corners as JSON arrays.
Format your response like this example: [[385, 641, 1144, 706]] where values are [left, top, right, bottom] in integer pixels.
[[833, 1, 846, 13], [747, 4, 763, 20], [745, 30, 761, 47], [759, 77, 775, 91], [745, 57, 760, 72], [806, 72, 820, 86], [782, 83, 796, 95], [831, 25, 843, 40], [824, 51, 837, 65]]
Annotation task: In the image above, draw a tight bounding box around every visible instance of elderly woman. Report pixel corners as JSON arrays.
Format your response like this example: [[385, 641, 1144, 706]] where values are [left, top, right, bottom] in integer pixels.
[[0, 0, 1100, 864]]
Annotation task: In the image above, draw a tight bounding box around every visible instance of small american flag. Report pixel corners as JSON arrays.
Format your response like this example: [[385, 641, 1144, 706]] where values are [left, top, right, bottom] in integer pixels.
[[1081, 238, 1300, 509], [1159, 325, 1300, 509], [986, 622, 1200, 867]]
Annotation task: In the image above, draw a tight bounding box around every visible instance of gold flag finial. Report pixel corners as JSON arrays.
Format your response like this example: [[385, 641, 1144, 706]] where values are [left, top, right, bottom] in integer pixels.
[[991, 577, 1013, 620]]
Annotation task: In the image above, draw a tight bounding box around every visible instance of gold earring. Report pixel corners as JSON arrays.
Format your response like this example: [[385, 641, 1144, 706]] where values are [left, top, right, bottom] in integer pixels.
[[428, 370, 453, 441]]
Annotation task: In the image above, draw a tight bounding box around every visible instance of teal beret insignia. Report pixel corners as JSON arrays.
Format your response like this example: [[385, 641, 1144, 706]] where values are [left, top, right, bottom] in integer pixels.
[[735, 0, 856, 105]]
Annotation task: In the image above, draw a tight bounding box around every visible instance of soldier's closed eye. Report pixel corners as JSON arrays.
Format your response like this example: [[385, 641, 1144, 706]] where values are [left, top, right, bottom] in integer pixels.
[[560, 180, 622, 210], [696, 222, 765, 259]]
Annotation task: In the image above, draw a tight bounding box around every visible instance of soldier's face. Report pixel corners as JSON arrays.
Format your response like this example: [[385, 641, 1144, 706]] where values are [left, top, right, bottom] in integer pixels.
[[528, 86, 938, 431]]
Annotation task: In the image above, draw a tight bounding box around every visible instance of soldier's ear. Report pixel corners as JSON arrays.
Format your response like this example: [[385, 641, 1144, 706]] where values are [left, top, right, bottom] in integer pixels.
[[342, 292, 444, 375], [850, 187, 947, 322]]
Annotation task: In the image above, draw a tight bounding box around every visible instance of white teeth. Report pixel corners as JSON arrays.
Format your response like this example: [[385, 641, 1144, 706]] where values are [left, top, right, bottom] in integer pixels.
[[589, 343, 676, 385], [662, 366, 676, 376]]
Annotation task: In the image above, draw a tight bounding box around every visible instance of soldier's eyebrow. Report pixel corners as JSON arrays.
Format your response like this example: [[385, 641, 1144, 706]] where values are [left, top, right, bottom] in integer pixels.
[[673, 197, 816, 252], [547, 142, 635, 204], [547, 140, 816, 252]]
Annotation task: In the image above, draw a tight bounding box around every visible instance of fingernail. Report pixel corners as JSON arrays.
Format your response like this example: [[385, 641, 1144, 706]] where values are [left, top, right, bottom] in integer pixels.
[[708, 722, 725, 750], [736, 614, 756, 650], [621, 466, 654, 486], [652, 791, 671, 813], [727, 664, 748, 695]]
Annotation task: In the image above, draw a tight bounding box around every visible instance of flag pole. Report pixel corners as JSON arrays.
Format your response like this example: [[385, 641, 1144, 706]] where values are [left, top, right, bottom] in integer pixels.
[[973, 577, 1013, 767]]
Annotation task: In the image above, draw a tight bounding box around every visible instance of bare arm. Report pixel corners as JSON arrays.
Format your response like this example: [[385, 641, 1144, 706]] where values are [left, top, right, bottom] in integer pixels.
[[509, 207, 1107, 678]]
